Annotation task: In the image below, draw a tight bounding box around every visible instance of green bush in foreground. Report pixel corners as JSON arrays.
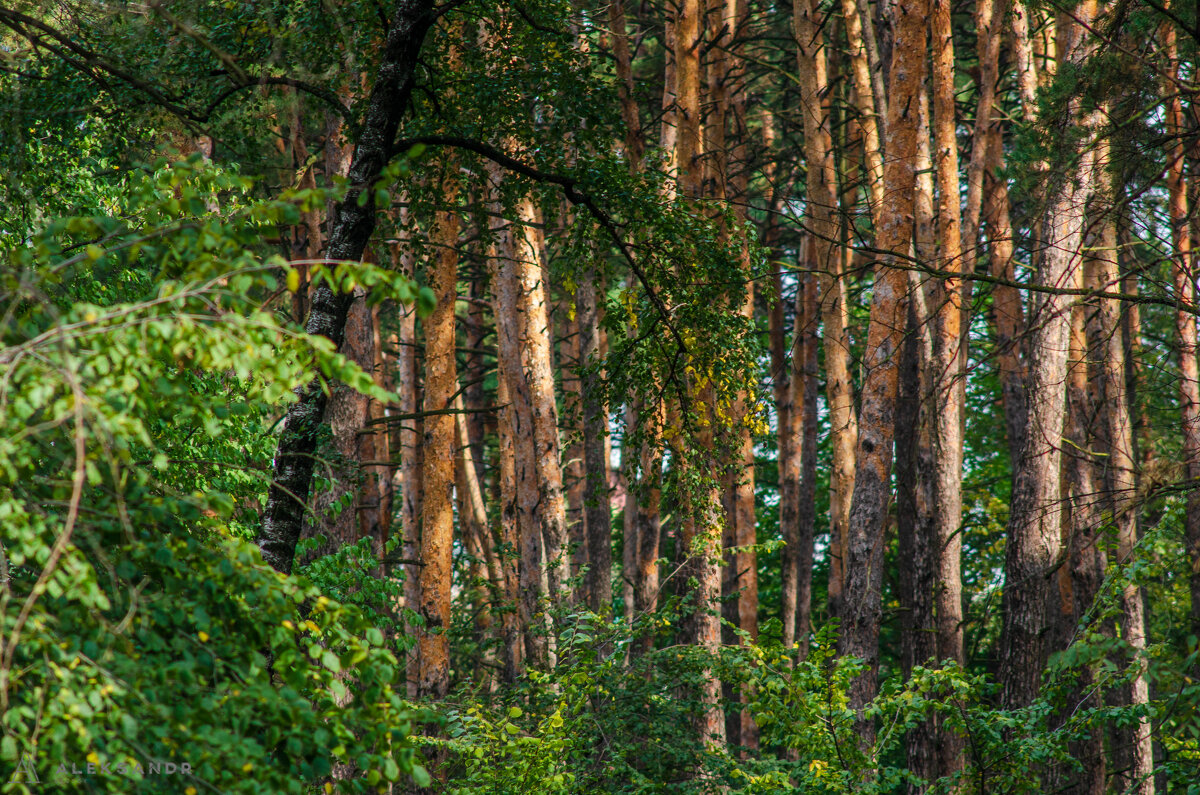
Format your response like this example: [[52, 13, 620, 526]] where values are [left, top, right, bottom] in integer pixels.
[[0, 158, 430, 793]]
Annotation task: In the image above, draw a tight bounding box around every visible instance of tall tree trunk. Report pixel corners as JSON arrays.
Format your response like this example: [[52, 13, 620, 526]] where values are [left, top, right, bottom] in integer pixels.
[[670, 0, 726, 751], [839, 0, 885, 220], [1167, 17, 1200, 680], [999, 1, 1100, 711], [982, 120, 1027, 467], [794, 0, 857, 621], [258, 0, 438, 574], [796, 270, 820, 656], [579, 271, 613, 614], [414, 169, 461, 700], [490, 183, 551, 669], [927, 0, 967, 778], [563, 305, 588, 588], [896, 280, 938, 793], [772, 263, 801, 651], [495, 364, 525, 681], [838, 0, 927, 753], [518, 205, 572, 607], [396, 242, 425, 698]]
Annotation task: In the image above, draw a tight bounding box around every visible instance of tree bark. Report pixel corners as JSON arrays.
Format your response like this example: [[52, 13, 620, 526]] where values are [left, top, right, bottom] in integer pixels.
[[670, 0, 725, 751], [258, 0, 437, 574], [1167, 17, 1200, 682], [838, 0, 927, 753], [490, 182, 550, 669], [517, 201, 572, 607], [794, 0, 857, 621], [414, 167, 461, 700], [927, 0, 967, 778], [579, 271, 613, 614], [839, 0, 885, 220], [999, 1, 1100, 710]]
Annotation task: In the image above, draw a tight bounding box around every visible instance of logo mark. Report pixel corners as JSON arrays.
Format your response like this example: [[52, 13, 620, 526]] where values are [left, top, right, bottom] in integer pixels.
[[8, 753, 39, 784]]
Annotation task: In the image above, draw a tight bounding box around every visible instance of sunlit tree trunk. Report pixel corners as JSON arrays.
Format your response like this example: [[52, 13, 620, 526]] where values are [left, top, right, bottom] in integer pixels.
[[489, 181, 550, 669], [1167, 17, 1200, 683], [838, 0, 927, 754], [839, 0, 884, 219], [415, 166, 460, 700], [925, 0, 967, 779], [520, 205, 572, 607]]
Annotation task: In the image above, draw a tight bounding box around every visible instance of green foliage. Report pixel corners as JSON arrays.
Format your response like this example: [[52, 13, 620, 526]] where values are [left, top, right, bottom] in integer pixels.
[[0, 159, 429, 792], [425, 608, 1200, 794]]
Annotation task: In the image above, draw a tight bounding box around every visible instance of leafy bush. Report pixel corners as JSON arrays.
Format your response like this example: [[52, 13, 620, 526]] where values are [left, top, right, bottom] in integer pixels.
[[0, 158, 430, 793]]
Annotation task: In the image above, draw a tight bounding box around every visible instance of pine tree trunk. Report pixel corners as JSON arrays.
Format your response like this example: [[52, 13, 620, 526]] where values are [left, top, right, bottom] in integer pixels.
[[839, 0, 884, 219], [563, 305, 588, 588], [927, 0, 967, 778], [772, 263, 801, 651], [838, 0, 927, 754], [897, 282, 938, 793], [794, 0, 857, 621], [495, 367, 525, 681], [671, 0, 725, 751], [490, 182, 550, 669], [796, 270, 820, 656], [415, 169, 461, 700], [519, 203, 572, 607], [1167, 19, 1200, 683], [396, 243, 425, 698], [999, 1, 1100, 710]]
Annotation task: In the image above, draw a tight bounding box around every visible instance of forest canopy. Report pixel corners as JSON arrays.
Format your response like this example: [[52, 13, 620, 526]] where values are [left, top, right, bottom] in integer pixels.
[[2, 0, 1199, 792]]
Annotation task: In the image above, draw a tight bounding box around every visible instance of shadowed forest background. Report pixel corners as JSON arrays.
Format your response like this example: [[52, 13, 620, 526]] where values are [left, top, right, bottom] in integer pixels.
[[2, 0, 1200, 792]]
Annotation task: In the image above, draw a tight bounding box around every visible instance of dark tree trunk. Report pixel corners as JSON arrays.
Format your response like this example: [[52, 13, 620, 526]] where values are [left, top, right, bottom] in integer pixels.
[[580, 271, 613, 614], [257, 0, 437, 574]]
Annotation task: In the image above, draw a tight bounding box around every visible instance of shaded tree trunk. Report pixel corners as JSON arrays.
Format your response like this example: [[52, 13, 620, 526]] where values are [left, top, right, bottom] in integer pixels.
[[794, 0, 857, 621], [1000, 1, 1100, 711], [579, 271, 613, 614], [671, 0, 725, 751]]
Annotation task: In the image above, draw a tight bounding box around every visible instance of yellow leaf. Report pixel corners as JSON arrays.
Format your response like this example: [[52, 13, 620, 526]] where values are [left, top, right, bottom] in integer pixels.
[[198, 631, 209, 643], [287, 269, 301, 292]]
